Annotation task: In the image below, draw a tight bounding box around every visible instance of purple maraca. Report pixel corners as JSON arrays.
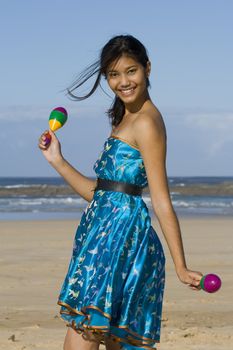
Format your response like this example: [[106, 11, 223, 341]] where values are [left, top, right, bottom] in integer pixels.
[[200, 273, 222, 293]]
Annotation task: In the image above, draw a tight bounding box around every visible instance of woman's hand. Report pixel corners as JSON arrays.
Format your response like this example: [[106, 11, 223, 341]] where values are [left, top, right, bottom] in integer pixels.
[[38, 130, 63, 165], [176, 267, 203, 291]]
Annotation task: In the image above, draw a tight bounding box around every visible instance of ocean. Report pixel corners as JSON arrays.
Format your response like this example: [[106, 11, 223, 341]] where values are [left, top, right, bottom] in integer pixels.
[[0, 176, 232, 221]]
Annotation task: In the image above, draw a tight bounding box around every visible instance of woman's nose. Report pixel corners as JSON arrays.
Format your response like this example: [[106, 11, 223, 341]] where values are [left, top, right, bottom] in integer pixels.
[[119, 73, 130, 87]]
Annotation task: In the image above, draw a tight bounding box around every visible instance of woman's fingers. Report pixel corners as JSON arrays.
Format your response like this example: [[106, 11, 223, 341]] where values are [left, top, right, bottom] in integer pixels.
[[177, 268, 203, 291], [38, 130, 52, 147], [38, 131, 51, 149], [186, 271, 203, 291], [188, 284, 201, 291]]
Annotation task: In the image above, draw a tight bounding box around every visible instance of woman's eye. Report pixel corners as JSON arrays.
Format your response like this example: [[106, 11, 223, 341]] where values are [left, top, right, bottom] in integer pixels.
[[128, 69, 136, 75], [108, 72, 118, 78]]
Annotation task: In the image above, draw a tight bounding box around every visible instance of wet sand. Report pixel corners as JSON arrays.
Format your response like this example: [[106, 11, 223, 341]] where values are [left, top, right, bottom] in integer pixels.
[[0, 217, 232, 350]]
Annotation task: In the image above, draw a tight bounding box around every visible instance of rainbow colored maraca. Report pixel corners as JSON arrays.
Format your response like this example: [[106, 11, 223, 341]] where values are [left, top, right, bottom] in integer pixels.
[[200, 273, 221, 293], [44, 107, 68, 145]]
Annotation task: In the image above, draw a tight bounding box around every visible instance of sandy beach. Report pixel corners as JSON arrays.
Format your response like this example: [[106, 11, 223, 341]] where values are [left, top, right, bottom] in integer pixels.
[[0, 217, 232, 350]]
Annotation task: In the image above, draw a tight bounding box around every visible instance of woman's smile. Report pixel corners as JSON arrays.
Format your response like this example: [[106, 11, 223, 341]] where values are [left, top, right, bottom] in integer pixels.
[[118, 86, 136, 97]]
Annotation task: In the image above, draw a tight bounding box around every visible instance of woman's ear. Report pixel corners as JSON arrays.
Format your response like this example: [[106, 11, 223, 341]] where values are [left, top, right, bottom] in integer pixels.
[[146, 61, 151, 77]]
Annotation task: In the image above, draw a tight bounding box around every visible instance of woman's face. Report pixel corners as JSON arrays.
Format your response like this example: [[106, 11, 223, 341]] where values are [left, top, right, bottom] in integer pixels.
[[106, 55, 150, 106]]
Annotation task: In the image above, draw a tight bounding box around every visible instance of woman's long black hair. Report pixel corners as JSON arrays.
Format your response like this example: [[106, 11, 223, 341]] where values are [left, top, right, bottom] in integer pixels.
[[67, 35, 150, 127]]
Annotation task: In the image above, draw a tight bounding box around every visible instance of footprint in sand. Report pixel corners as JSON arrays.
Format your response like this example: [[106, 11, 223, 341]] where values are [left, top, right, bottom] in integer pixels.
[[8, 334, 17, 342]]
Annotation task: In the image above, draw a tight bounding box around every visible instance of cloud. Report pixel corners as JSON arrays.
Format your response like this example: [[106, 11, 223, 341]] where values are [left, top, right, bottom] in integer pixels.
[[184, 111, 233, 131], [163, 108, 233, 157], [0, 105, 48, 121], [1, 103, 232, 159], [0, 104, 106, 121], [183, 111, 233, 156]]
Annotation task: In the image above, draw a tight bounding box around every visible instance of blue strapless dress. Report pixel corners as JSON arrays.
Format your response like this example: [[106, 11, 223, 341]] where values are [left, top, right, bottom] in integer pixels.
[[58, 136, 166, 349]]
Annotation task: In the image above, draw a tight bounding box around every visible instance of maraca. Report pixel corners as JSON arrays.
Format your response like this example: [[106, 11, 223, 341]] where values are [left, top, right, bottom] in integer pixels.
[[44, 107, 68, 145], [200, 273, 221, 293]]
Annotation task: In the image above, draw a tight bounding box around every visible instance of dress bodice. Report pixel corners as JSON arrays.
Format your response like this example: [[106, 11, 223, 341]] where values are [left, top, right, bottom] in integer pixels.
[[93, 136, 148, 188]]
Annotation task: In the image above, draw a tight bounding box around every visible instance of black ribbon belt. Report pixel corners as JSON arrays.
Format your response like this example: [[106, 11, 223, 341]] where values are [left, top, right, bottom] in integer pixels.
[[94, 178, 143, 196]]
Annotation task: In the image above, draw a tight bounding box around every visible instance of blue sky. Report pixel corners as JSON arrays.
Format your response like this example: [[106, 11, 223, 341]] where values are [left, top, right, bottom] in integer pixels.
[[0, 0, 232, 176]]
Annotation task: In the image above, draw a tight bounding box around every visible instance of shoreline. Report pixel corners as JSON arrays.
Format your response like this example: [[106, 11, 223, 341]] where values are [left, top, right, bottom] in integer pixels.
[[1, 180, 233, 197]]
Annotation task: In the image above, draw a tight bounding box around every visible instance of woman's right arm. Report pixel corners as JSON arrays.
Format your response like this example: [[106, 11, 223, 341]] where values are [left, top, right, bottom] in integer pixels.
[[38, 130, 97, 202]]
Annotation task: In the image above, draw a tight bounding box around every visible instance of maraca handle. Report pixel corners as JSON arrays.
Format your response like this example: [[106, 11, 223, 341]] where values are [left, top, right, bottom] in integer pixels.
[[44, 131, 51, 146], [200, 275, 205, 290]]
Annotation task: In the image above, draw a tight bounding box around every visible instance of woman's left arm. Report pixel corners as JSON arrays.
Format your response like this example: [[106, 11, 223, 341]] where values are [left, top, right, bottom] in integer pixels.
[[134, 112, 203, 290]]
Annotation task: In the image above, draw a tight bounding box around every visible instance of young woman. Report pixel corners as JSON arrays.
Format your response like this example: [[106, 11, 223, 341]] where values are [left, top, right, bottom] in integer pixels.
[[38, 35, 203, 350]]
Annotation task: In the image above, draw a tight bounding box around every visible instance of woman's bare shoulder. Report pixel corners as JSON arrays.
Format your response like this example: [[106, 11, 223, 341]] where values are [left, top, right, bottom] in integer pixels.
[[133, 105, 166, 140]]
